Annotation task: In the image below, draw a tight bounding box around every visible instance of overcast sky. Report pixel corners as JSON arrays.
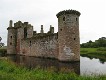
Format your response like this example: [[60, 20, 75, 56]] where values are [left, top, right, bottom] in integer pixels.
[[0, 0, 106, 45]]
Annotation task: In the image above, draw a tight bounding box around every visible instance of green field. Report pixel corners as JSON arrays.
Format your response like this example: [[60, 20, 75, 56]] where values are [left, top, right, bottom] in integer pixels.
[[0, 59, 106, 80], [80, 47, 106, 61]]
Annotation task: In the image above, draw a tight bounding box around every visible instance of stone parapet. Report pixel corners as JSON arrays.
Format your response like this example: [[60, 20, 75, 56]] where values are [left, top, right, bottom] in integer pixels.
[[56, 9, 81, 18]]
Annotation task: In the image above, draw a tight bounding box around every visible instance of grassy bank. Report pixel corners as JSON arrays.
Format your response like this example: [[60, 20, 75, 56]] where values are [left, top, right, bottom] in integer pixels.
[[80, 47, 106, 61], [0, 59, 106, 80]]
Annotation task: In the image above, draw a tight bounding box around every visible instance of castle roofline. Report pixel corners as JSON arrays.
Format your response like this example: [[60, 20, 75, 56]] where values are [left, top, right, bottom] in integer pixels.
[[56, 9, 81, 18], [7, 27, 16, 30]]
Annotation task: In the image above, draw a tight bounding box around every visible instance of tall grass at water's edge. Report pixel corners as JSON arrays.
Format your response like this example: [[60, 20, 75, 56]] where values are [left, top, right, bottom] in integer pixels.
[[0, 59, 106, 80]]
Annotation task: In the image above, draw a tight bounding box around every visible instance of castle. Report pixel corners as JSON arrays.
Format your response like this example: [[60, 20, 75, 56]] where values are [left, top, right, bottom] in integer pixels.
[[7, 10, 81, 61]]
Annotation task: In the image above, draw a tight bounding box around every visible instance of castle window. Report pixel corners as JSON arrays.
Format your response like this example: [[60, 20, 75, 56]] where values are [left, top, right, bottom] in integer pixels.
[[63, 17, 65, 21], [10, 36, 12, 39], [24, 27, 27, 38], [60, 29, 62, 31], [10, 42, 12, 45], [76, 18, 78, 21], [74, 38, 76, 40], [29, 41, 31, 47]]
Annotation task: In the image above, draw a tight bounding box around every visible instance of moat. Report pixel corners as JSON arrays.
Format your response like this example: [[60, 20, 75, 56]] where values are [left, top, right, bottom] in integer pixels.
[[80, 56, 106, 75], [8, 55, 106, 76]]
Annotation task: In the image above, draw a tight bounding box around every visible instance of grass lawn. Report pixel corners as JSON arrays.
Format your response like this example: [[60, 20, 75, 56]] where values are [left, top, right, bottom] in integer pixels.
[[80, 47, 106, 61], [80, 48, 97, 54]]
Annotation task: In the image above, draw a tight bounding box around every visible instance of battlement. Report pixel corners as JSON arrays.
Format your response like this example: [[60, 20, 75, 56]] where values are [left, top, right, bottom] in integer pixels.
[[56, 9, 81, 18], [14, 21, 33, 28], [33, 33, 57, 39], [7, 20, 55, 35]]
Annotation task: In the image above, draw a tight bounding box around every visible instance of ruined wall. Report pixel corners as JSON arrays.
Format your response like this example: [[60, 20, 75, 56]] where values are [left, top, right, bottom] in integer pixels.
[[20, 33, 58, 58]]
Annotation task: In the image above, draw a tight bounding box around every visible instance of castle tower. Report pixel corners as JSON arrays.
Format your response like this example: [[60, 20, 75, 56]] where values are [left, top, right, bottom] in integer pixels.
[[14, 21, 33, 54], [7, 20, 16, 55], [56, 10, 81, 61]]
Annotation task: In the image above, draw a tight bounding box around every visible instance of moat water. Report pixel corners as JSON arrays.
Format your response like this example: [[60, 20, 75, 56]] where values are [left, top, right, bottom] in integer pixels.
[[80, 56, 106, 75], [8, 55, 106, 76]]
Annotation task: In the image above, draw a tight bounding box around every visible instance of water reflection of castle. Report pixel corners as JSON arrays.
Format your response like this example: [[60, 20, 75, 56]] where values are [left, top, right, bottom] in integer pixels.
[[16, 56, 80, 75]]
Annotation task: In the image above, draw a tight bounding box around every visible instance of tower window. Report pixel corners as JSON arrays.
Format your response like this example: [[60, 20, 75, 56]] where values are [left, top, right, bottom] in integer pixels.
[[60, 29, 62, 31], [63, 17, 65, 21], [10, 42, 12, 45], [24, 27, 27, 38], [74, 38, 76, 40], [10, 36, 12, 39], [29, 41, 31, 47], [76, 18, 78, 21]]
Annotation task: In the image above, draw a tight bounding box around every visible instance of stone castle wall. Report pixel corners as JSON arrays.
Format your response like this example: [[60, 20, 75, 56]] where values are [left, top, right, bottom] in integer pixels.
[[13, 21, 58, 58], [20, 33, 58, 58], [7, 10, 81, 61]]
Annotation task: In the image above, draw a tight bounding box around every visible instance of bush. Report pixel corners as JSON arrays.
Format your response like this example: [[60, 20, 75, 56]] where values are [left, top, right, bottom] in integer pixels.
[[0, 48, 7, 56]]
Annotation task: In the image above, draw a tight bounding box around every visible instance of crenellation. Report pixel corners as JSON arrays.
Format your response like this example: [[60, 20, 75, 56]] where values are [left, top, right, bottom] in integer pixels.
[[24, 22, 28, 25], [49, 25, 54, 33], [7, 9, 80, 62]]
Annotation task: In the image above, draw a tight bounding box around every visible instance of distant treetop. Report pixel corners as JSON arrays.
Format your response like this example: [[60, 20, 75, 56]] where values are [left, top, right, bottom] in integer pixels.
[[80, 37, 106, 48]]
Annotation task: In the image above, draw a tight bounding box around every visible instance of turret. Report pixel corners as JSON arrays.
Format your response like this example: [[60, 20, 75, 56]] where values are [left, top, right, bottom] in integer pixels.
[[47, 25, 54, 34], [57, 10, 81, 61], [40, 25, 44, 33], [9, 20, 13, 27], [49, 25, 54, 33], [7, 20, 16, 55]]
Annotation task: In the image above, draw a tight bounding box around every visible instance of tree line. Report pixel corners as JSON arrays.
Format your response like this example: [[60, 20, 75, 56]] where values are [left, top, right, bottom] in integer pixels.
[[80, 37, 106, 48]]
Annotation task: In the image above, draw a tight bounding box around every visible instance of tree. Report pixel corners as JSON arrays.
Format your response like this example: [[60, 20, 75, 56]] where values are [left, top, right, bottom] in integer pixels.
[[0, 37, 4, 48], [80, 37, 106, 48]]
